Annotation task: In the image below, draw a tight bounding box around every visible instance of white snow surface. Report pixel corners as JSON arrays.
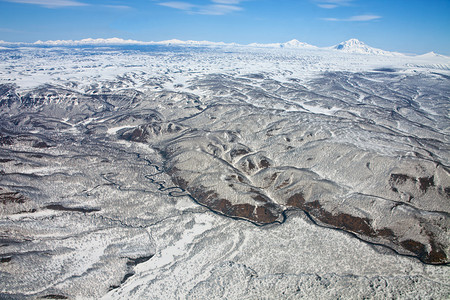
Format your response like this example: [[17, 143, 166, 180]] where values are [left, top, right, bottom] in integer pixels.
[[0, 42, 448, 92], [0, 43, 449, 299]]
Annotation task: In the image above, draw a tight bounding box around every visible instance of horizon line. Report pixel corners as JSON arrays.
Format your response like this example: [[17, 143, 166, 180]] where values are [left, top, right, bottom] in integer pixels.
[[0, 37, 446, 56]]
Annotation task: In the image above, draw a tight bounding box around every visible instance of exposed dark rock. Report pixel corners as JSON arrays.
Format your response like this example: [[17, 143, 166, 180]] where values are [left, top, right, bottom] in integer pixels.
[[401, 240, 426, 255], [45, 204, 100, 213], [121, 122, 185, 143], [40, 295, 68, 299], [0, 188, 27, 204], [259, 159, 270, 168], [418, 176, 434, 192], [230, 148, 249, 159], [122, 127, 146, 142], [390, 173, 437, 195], [445, 187, 450, 198], [110, 256, 154, 291], [255, 206, 278, 223], [181, 182, 280, 224], [33, 141, 51, 148], [126, 255, 153, 267], [374, 68, 397, 73], [286, 192, 305, 207], [376, 228, 395, 237], [120, 272, 135, 284], [0, 134, 14, 146], [390, 173, 415, 184], [285, 193, 447, 264], [110, 273, 135, 291], [1, 257, 11, 263], [229, 203, 255, 220], [247, 160, 256, 171]]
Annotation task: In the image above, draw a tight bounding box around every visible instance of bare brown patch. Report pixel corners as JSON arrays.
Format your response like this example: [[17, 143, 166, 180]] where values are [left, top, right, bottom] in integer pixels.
[[0, 188, 27, 204], [390, 173, 415, 184], [255, 206, 278, 223], [285, 191, 447, 264], [401, 239, 426, 256], [229, 204, 255, 219], [230, 148, 249, 159], [376, 228, 395, 237], [286, 193, 305, 207], [259, 159, 270, 168], [418, 176, 434, 192]]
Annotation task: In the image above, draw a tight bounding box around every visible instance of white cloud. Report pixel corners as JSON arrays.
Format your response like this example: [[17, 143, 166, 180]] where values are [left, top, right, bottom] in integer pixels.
[[323, 14, 381, 21], [347, 15, 381, 21], [315, 0, 351, 9], [103, 5, 132, 10], [4, 0, 88, 8], [158, 1, 195, 10], [198, 4, 242, 15], [158, 0, 243, 15], [212, 0, 242, 4], [317, 4, 337, 9]]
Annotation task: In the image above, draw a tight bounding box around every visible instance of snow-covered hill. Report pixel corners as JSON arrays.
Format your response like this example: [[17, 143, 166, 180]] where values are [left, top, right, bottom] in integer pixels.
[[416, 51, 450, 59], [331, 38, 403, 56]]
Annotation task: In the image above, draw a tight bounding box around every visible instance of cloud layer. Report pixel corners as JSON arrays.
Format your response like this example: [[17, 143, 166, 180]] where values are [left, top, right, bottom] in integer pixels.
[[3, 0, 88, 8], [158, 0, 243, 15], [315, 0, 351, 9], [323, 15, 382, 22]]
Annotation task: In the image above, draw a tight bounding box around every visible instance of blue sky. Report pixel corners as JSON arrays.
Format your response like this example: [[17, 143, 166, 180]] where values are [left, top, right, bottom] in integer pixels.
[[0, 0, 449, 54]]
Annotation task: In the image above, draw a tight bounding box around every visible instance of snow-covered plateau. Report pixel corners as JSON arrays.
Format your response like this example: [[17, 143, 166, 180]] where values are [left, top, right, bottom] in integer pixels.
[[0, 41, 449, 299]]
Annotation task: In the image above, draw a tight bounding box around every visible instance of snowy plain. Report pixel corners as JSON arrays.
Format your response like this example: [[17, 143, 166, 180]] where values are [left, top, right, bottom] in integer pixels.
[[0, 40, 449, 299]]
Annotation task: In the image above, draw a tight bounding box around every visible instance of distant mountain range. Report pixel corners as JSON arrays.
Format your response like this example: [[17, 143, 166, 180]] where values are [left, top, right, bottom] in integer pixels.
[[0, 38, 447, 57], [247, 39, 317, 49]]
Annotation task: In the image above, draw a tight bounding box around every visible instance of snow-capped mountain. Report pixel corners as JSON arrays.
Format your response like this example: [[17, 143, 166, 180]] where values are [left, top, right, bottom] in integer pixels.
[[331, 38, 402, 56], [248, 39, 316, 49], [31, 37, 312, 48], [416, 51, 449, 59], [155, 39, 239, 46], [33, 37, 147, 46], [3, 37, 447, 57], [283, 39, 317, 48], [32, 38, 238, 47]]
